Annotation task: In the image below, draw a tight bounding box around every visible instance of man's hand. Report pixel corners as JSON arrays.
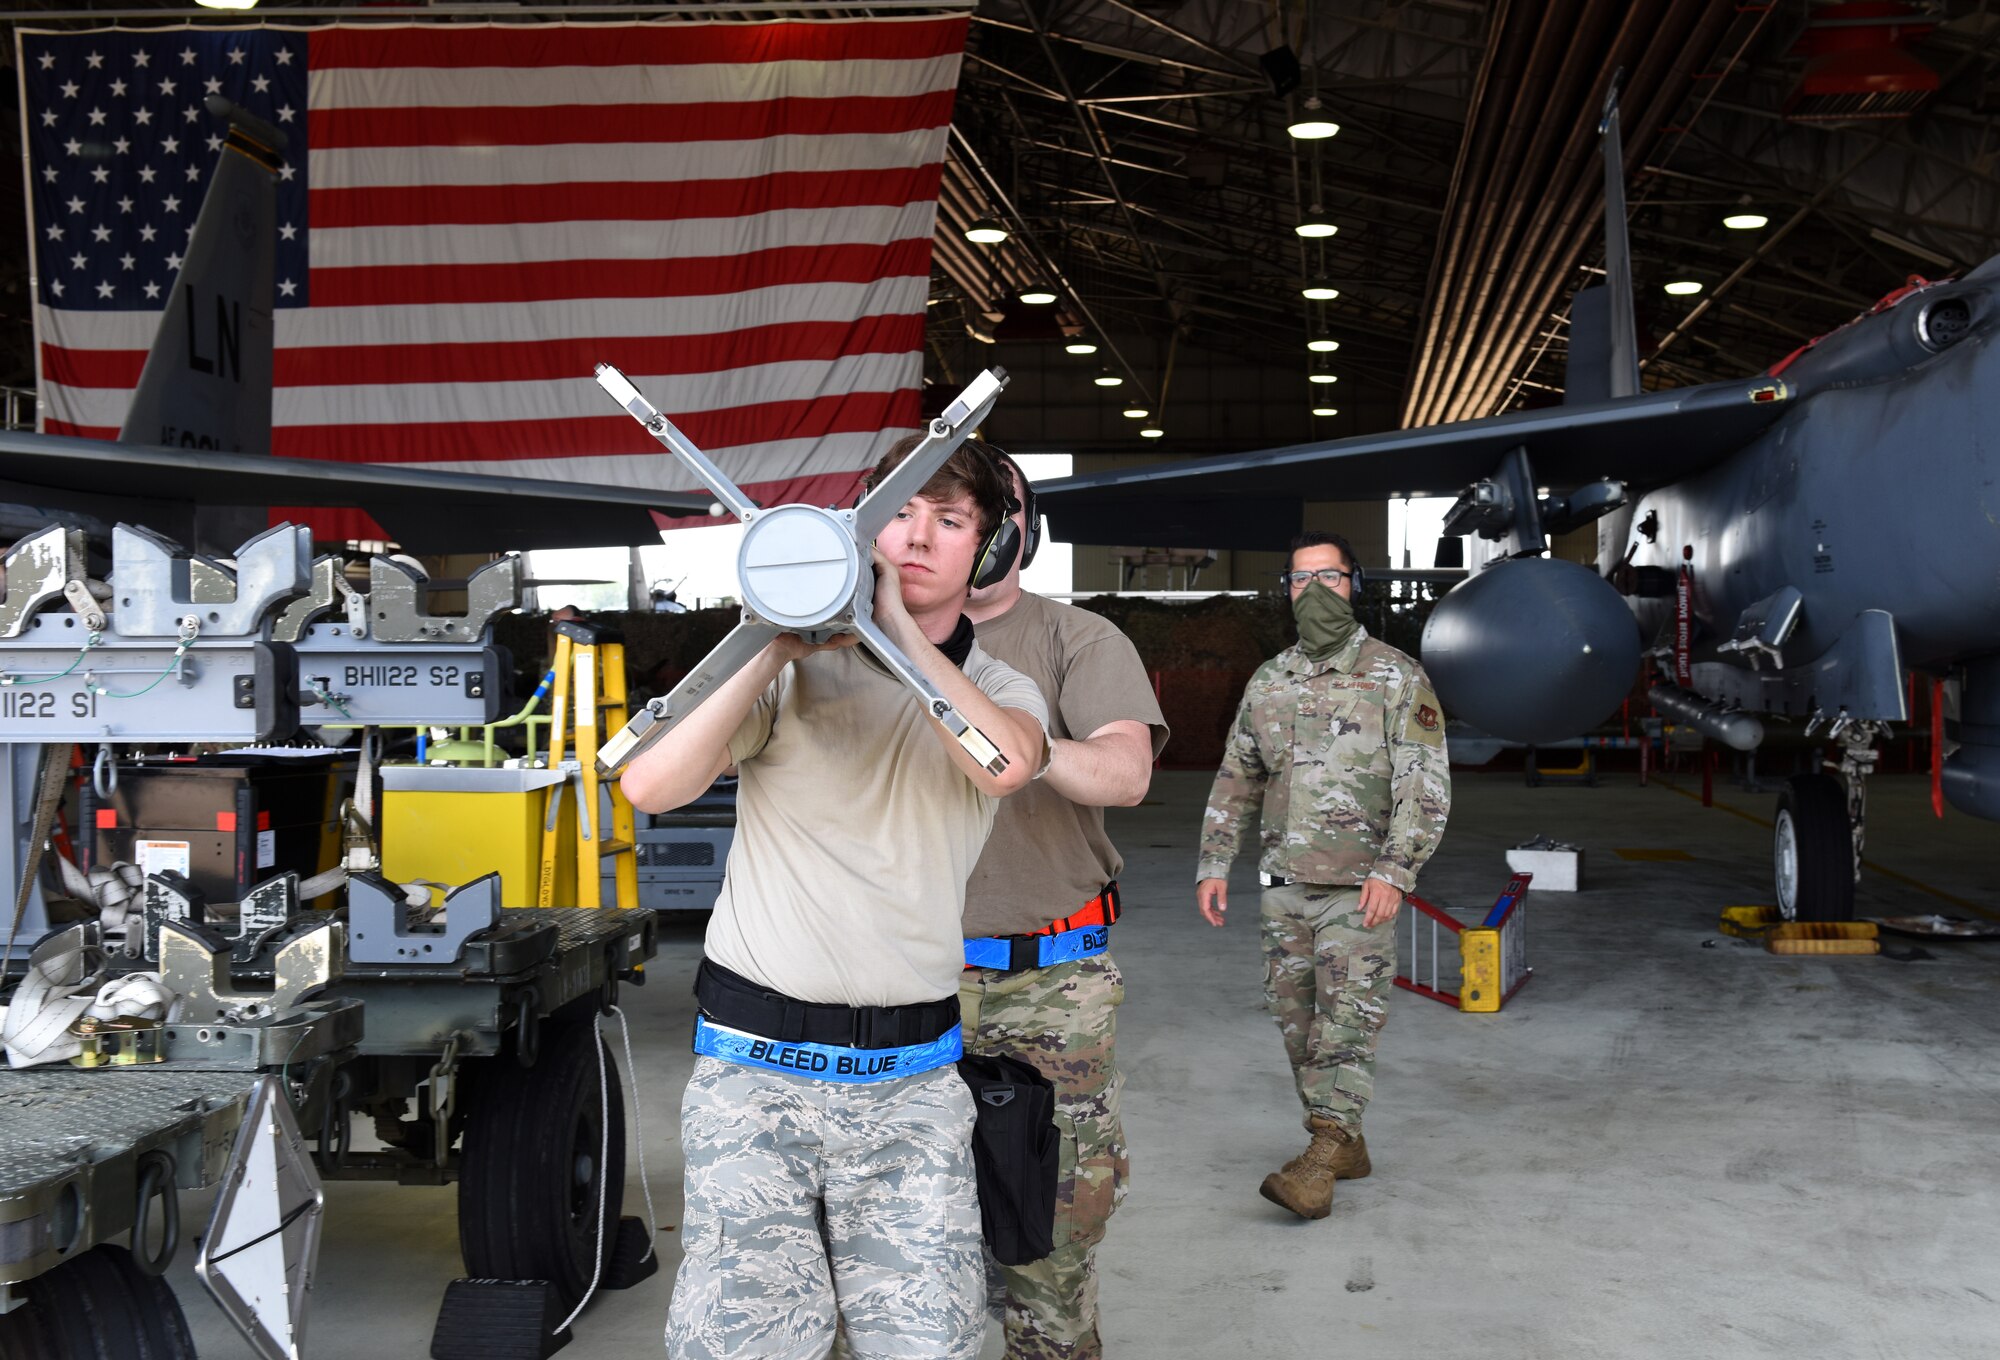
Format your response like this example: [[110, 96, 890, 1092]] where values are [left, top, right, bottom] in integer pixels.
[[1358, 877, 1404, 929], [868, 547, 917, 645], [770, 631, 857, 665], [1196, 877, 1228, 927]]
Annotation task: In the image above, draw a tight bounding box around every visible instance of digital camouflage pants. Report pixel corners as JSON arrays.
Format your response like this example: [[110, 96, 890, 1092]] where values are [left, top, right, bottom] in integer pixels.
[[958, 952, 1127, 1360], [1260, 883, 1396, 1135], [665, 1056, 986, 1360]]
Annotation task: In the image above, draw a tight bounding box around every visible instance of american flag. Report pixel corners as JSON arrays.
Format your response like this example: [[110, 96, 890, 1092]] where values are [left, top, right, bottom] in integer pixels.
[[19, 18, 966, 538]]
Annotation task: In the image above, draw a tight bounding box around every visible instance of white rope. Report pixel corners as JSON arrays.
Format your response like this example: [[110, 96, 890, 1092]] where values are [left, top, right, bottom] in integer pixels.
[[356, 727, 377, 825], [52, 855, 143, 953], [0, 928, 170, 1069], [608, 1004, 660, 1261], [554, 1013, 613, 1337], [298, 865, 351, 903], [551, 1002, 659, 1336]]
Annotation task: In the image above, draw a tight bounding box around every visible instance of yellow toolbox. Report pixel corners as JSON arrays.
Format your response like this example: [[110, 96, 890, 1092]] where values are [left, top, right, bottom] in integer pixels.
[[381, 766, 575, 907]]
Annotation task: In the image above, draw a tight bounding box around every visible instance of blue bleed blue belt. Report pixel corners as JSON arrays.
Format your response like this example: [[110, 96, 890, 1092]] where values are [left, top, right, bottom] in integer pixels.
[[693, 1014, 962, 1084], [963, 922, 1110, 973], [691, 959, 963, 1084]]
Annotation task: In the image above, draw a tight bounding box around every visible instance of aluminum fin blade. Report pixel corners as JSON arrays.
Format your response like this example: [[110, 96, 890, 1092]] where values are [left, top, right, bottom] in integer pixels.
[[849, 611, 1008, 776], [598, 618, 780, 776], [594, 364, 758, 521]]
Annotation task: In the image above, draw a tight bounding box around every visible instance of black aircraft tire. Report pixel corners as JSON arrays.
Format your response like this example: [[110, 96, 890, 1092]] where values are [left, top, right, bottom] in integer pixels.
[[0, 1245, 196, 1360], [458, 1012, 626, 1308], [1775, 773, 1856, 923]]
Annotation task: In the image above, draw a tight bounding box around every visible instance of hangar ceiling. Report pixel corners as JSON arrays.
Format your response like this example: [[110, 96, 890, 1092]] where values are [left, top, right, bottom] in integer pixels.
[[1, 1, 1997, 458], [934, 0, 2000, 450]]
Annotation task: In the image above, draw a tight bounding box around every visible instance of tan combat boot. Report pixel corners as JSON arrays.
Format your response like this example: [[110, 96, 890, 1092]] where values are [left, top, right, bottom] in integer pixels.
[[1259, 1119, 1367, 1219]]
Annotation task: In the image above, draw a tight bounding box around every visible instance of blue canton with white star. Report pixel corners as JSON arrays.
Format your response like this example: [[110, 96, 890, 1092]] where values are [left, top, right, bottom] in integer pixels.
[[23, 29, 308, 311]]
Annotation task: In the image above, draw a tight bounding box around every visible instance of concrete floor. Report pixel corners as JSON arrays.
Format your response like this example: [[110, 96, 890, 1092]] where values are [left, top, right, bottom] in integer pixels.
[[175, 768, 2000, 1359]]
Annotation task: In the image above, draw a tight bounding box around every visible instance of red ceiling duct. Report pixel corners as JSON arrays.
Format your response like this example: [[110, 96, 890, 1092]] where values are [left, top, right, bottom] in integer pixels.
[[1784, 1, 1940, 122]]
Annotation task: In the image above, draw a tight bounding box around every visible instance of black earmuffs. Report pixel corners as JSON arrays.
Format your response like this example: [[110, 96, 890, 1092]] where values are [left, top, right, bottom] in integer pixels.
[[969, 493, 1023, 590], [967, 449, 1041, 589], [996, 451, 1040, 571]]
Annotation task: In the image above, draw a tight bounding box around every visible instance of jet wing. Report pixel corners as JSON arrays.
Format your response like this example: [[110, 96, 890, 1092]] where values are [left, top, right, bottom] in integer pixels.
[[1038, 376, 1790, 549], [0, 430, 712, 553]]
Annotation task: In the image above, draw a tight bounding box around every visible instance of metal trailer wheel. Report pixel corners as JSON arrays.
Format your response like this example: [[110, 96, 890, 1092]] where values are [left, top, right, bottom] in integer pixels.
[[1775, 773, 1857, 923], [457, 1010, 626, 1309], [0, 1245, 196, 1360]]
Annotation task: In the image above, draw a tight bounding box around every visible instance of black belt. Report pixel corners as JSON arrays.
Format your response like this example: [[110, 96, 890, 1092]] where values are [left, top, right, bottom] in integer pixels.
[[1259, 872, 1294, 887], [694, 959, 960, 1051]]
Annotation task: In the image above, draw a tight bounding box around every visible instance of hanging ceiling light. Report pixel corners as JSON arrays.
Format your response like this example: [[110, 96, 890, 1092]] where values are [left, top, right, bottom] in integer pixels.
[[963, 216, 1010, 245], [1301, 279, 1341, 301], [1723, 212, 1769, 231], [1311, 406, 1339, 418], [1064, 339, 1099, 355], [196, 0, 258, 8], [1017, 281, 1058, 306], [1122, 407, 1150, 419], [1663, 280, 1703, 296], [1308, 367, 1338, 385], [1287, 95, 1339, 140], [1139, 426, 1165, 439], [1295, 208, 1338, 239], [1093, 369, 1125, 388], [1306, 337, 1340, 354]]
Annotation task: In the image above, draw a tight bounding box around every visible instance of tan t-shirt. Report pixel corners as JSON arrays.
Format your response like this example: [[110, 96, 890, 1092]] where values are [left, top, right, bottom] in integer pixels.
[[704, 640, 1050, 1008], [962, 592, 1168, 937]]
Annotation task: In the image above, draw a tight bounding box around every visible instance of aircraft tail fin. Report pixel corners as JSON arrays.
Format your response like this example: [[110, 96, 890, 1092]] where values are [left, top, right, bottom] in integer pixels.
[[1568, 74, 1640, 406], [118, 98, 284, 456], [1565, 285, 1626, 406]]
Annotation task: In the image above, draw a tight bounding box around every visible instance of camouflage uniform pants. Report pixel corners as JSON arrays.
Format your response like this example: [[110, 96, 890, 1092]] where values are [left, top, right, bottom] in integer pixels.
[[665, 1056, 986, 1360], [958, 952, 1127, 1360], [1260, 883, 1395, 1135]]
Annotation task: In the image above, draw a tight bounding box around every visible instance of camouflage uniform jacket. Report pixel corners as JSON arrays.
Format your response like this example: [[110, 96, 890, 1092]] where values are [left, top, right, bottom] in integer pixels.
[[1196, 626, 1451, 894]]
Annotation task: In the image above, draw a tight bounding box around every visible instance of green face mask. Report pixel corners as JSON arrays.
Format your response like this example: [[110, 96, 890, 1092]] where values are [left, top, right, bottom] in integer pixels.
[[1292, 581, 1358, 661]]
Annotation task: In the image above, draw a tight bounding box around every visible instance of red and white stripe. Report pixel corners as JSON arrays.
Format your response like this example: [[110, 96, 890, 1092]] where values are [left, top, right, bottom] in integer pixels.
[[36, 16, 964, 530]]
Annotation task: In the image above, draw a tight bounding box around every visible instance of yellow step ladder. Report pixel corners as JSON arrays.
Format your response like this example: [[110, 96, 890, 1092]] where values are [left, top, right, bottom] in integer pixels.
[[537, 618, 639, 910]]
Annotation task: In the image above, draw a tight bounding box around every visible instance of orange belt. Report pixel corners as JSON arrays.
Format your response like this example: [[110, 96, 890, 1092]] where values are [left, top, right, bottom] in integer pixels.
[[1038, 881, 1121, 935], [962, 883, 1124, 974]]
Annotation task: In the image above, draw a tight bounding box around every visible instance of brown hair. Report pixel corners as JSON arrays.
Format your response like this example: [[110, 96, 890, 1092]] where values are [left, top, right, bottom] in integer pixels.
[[1289, 529, 1357, 573], [862, 434, 1011, 538]]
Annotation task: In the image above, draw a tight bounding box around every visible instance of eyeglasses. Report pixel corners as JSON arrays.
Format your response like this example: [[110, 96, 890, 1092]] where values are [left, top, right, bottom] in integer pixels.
[[1278, 568, 1353, 589]]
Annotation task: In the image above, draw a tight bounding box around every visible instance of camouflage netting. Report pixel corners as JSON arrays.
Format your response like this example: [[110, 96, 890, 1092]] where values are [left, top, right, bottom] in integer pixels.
[[493, 590, 1440, 769]]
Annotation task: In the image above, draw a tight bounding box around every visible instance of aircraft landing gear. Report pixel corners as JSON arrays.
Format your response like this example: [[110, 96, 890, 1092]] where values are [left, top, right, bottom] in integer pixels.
[[1774, 721, 1881, 923]]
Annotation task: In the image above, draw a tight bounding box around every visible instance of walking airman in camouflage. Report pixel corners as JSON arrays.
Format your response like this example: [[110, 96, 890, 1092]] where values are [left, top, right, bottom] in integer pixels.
[[1195, 530, 1450, 1219]]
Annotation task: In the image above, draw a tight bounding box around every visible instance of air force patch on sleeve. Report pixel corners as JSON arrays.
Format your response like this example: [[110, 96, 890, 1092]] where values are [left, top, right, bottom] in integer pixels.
[[1408, 687, 1445, 747]]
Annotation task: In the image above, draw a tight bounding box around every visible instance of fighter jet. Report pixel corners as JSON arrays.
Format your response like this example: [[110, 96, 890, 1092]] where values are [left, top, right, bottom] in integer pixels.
[[0, 98, 709, 557], [1035, 92, 1999, 924]]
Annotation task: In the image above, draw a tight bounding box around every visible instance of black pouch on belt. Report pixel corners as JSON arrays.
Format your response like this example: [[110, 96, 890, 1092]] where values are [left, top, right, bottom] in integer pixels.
[[956, 1053, 1059, 1266]]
